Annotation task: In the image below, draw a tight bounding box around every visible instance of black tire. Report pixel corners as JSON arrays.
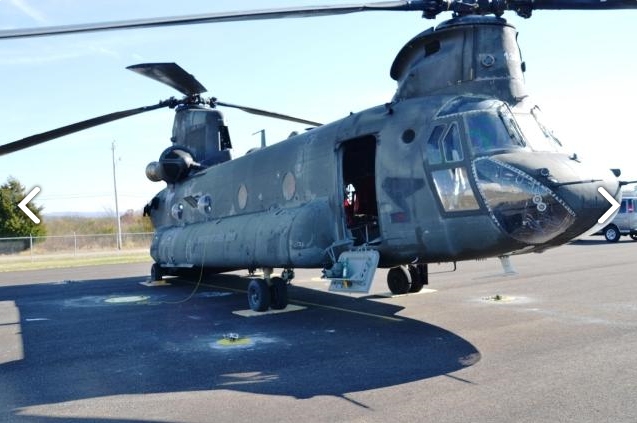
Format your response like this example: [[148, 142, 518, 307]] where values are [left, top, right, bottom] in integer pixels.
[[150, 263, 163, 281], [604, 225, 621, 243], [387, 266, 411, 295], [247, 279, 271, 312], [407, 264, 427, 293], [270, 277, 288, 310], [630, 233, 637, 241]]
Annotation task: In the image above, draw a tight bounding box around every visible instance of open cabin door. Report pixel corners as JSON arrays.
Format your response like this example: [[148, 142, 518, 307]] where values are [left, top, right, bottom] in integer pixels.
[[340, 135, 380, 246]]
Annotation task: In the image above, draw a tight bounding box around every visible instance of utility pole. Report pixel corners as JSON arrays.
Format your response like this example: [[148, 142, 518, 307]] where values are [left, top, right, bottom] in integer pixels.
[[111, 141, 123, 250]]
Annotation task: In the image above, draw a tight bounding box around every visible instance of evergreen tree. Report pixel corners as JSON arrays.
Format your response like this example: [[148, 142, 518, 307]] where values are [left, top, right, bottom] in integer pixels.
[[0, 177, 46, 243]]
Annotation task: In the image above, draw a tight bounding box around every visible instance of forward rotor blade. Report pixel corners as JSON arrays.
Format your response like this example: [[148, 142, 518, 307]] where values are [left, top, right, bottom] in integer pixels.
[[0, 1, 419, 39], [215, 101, 323, 127], [127, 63, 207, 96], [0, 100, 172, 156], [1, 0, 636, 39]]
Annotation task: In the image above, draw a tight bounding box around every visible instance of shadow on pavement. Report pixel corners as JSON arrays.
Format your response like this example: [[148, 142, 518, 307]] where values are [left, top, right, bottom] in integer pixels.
[[0, 272, 480, 422]]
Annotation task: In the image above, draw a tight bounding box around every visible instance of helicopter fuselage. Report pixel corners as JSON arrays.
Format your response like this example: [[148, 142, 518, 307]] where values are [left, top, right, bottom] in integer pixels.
[[146, 93, 617, 273], [145, 16, 619, 275]]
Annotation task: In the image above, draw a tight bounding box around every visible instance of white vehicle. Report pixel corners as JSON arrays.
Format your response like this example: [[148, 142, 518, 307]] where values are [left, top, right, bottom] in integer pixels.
[[597, 196, 637, 242]]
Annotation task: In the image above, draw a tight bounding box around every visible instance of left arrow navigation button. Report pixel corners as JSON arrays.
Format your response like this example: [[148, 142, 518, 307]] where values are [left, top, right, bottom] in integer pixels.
[[18, 187, 41, 224]]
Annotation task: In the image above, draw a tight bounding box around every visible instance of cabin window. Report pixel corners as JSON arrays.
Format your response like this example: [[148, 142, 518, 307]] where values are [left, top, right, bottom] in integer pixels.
[[431, 167, 479, 212], [237, 184, 248, 210], [401, 129, 416, 144], [282, 172, 296, 201]]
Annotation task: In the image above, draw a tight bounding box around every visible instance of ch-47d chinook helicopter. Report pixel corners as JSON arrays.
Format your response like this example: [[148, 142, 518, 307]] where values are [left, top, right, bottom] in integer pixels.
[[1, 0, 635, 312]]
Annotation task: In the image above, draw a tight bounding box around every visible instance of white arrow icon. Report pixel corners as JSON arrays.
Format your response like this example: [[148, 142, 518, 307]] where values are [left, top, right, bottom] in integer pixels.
[[597, 187, 620, 224], [18, 186, 41, 224]]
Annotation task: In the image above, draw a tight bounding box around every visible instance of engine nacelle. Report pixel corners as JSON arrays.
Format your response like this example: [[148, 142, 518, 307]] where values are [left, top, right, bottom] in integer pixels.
[[146, 145, 198, 184], [145, 161, 164, 182]]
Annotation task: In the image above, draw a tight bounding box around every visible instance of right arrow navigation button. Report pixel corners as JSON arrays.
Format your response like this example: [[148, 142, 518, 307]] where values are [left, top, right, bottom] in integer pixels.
[[597, 187, 620, 224]]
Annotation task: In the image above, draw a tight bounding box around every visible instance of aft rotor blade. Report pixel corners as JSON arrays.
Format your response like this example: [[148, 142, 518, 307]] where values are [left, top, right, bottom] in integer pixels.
[[215, 101, 323, 127], [420, 0, 637, 18], [127, 63, 207, 96], [0, 100, 172, 156], [0, 1, 421, 39], [530, 0, 637, 11]]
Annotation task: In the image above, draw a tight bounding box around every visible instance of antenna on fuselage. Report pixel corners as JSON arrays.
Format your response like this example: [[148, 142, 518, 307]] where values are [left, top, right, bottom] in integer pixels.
[[252, 129, 266, 148]]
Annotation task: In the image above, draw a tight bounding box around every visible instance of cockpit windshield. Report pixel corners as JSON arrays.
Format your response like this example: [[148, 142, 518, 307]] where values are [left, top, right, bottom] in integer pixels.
[[439, 97, 565, 157], [461, 100, 565, 155], [514, 106, 564, 153], [464, 105, 526, 155]]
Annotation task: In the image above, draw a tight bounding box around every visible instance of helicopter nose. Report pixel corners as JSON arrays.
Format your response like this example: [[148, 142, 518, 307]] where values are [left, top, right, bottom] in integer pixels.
[[473, 157, 576, 245], [547, 169, 621, 245], [473, 154, 620, 247]]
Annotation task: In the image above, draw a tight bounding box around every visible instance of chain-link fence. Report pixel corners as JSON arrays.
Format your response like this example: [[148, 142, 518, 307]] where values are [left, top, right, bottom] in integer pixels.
[[0, 232, 154, 257]]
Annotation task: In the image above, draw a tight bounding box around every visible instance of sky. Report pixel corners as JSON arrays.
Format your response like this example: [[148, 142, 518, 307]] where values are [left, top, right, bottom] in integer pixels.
[[0, 0, 636, 216]]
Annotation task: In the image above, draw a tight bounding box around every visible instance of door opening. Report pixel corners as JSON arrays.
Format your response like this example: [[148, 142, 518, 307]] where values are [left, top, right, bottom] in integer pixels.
[[342, 135, 379, 245]]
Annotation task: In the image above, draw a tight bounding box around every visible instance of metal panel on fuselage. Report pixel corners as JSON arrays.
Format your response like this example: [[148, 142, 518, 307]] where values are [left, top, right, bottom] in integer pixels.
[[151, 118, 344, 269]]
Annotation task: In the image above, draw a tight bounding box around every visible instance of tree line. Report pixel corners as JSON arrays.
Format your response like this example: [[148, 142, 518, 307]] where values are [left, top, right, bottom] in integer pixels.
[[1, 177, 152, 253]]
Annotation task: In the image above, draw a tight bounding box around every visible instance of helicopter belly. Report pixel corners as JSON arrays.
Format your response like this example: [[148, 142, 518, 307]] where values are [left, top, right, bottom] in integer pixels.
[[151, 199, 335, 270]]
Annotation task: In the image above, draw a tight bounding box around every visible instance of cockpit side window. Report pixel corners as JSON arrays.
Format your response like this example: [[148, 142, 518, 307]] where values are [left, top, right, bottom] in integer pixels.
[[442, 123, 463, 162], [425, 123, 465, 165], [425, 124, 445, 164], [431, 167, 479, 212], [513, 107, 564, 153], [424, 120, 480, 213]]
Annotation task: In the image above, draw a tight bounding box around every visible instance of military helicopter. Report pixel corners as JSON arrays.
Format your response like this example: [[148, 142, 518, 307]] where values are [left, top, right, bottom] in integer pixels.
[[1, 0, 635, 312]]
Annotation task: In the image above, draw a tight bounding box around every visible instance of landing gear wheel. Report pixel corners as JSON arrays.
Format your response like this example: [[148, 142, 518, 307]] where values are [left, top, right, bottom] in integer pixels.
[[150, 263, 163, 282], [387, 266, 411, 295], [604, 225, 620, 243], [247, 279, 271, 312], [407, 264, 428, 293], [270, 277, 288, 310]]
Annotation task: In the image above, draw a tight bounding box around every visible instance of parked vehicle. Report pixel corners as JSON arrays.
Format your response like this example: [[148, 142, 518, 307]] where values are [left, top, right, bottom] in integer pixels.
[[597, 196, 637, 242]]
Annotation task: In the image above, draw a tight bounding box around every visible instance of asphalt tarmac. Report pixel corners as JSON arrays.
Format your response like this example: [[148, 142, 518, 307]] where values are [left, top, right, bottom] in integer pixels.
[[1, 238, 636, 422]]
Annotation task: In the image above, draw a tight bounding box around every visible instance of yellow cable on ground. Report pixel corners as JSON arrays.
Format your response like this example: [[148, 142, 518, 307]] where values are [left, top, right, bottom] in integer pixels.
[[160, 241, 207, 305]]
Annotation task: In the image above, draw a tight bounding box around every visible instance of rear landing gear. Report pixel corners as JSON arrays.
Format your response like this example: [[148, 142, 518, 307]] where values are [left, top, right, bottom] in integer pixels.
[[150, 263, 163, 282], [247, 278, 271, 312], [270, 277, 288, 310], [246, 268, 293, 312], [386, 264, 428, 295]]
